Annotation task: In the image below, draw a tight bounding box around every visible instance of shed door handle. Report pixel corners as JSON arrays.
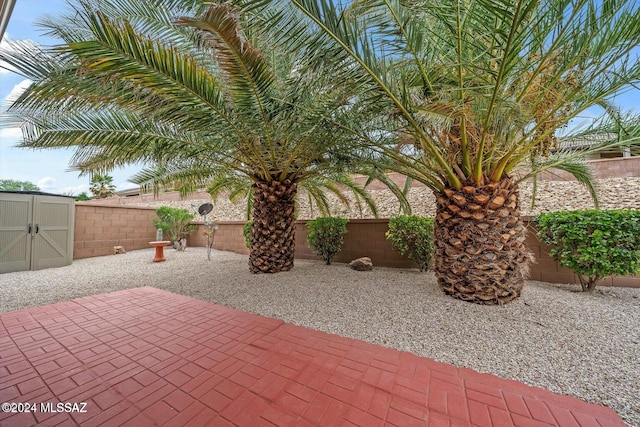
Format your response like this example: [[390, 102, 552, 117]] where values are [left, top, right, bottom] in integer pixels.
[[35, 224, 39, 234], [28, 223, 32, 234]]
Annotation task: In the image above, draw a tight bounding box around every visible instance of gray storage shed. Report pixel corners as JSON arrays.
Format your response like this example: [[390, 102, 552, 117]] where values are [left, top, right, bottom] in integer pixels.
[[0, 191, 75, 273]]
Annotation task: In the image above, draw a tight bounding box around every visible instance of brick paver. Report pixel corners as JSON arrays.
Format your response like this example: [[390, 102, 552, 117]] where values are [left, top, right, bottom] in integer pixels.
[[0, 287, 625, 426]]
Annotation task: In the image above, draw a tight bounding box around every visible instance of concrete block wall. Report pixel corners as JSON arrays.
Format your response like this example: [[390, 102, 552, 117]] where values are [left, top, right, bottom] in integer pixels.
[[189, 220, 417, 268], [196, 218, 637, 288], [86, 189, 212, 206], [74, 203, 158, 259], [294, 219, 416, 268], [350, 157, 640, 188], [72, 205, 638, 288], [189, 222, 249, 255], [538, 156, 640, 181]]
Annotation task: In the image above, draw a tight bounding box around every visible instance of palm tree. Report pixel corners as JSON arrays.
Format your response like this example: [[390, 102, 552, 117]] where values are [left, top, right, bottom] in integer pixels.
[[0, 0, 399, 273], [0, 179, 39, 191], [89, 173, 116, 199], [280, 0, 640, 303]]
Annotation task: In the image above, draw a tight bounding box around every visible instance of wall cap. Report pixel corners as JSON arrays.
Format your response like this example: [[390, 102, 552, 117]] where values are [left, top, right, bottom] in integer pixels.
[[76, 202, 157, 211]]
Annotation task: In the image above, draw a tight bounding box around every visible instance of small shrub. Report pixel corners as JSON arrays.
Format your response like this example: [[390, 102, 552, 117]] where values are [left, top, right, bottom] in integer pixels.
[[306, 217, 349, 265], [386, 215, 434, 271], [153, 206, 196, 251], [243, 221, 253, 248], [74, 192, 91, 201], [536, 210, 640, 291]]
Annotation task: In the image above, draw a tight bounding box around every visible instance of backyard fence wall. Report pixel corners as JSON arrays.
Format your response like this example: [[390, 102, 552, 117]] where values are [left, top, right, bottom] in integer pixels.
[[72, 204, 639, 288], [188, 219, 413, 268], [348, 157, 640, 190], [188, 218, 639, 288], [74, 203, 157, 259], [538, 156, 640, 181]]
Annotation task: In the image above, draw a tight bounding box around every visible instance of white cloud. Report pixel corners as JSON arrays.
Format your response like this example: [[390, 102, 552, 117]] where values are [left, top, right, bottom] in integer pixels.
[[58, 184, 89, 196], [0, 127, 22, 139], [38, 177, 89, 196], [36, 176, 57, 191], [2, 78, 32, 105], [117, 182, 139, 192]]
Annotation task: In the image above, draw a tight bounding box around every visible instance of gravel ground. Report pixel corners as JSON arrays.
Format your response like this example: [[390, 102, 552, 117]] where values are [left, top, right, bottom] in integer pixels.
[[1, 248, 639, 426]]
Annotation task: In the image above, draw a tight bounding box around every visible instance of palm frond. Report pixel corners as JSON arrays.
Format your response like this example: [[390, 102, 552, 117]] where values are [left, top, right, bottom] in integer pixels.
[[283, 0, 640, 191], [527, 156, 599, 209], [176, 4, 275, 142]]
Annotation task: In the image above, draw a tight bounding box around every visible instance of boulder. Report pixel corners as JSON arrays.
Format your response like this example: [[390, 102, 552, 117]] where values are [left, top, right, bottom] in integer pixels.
[[349, 257, 373, 271]]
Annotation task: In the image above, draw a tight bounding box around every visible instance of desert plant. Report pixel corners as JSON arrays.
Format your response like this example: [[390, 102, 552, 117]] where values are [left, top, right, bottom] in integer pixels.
[[536, 210, 640, 291], [0, 1, 399, 274], [280, 0, 640, 304], [243, 221, 253, 249], [153, 206, 196, 251], [306, 217, 349, 265], [386, 216, 434, 272]]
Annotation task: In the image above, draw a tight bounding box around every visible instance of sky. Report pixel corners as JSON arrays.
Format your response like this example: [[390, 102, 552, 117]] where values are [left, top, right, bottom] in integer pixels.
[[0, 0, 140, 195], [1, 1, 639, 196]]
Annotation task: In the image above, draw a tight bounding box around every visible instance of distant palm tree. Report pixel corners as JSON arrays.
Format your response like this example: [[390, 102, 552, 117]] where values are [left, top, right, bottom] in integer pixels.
[[0, 179, 39, 191], [89, 173, 116, 199], [0, 0, 400, 273], [280, 0, 640, 303]]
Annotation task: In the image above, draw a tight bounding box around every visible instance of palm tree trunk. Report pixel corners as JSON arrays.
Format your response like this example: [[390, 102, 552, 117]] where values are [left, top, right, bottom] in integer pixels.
[[433, 177, 533, 304], [249, 179, 297, 273]]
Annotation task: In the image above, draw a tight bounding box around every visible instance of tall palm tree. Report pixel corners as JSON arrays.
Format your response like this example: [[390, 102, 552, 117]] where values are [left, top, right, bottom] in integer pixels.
[[0, 0, 401, 273], [89, 173, 116, 199], [278, 0, 640, 303]]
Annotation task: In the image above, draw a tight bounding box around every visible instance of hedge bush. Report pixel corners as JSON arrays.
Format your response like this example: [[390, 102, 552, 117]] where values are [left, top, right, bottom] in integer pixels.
[[386, 215, 434, 271], [306, 217, 349, 265], [536, 210, 640, 291], [243, 221, 252, 248]]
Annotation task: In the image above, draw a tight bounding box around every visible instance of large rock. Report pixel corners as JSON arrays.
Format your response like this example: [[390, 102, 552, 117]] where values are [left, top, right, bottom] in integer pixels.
[[349, 257, 373, 271]]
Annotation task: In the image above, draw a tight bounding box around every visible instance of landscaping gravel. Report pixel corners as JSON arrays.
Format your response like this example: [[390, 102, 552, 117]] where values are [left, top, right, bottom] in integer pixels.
[[1, 247, 639, 426]]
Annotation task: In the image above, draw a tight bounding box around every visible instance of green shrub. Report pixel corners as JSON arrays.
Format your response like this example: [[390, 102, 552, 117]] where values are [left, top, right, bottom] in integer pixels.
[[306, 217, 349, 265], [386, 215, 434, 271], [536, 210, 640, 291], [74, 192, 91, 201], [243, 221, 253, 248], [153, 206, 196, 251]]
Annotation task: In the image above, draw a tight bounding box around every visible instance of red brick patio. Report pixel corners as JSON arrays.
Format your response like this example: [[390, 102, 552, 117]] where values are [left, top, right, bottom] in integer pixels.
[[0, 287, 624, 426]]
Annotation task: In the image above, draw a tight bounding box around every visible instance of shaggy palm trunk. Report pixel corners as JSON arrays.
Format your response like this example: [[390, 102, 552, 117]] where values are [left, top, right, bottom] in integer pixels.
[[249, 179, 297, 273], [433, 177, 532, 304]]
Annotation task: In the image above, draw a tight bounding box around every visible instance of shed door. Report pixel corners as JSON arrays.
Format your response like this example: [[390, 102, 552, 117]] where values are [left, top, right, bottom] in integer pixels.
[[0, 193, 33, 273], [31, 195, 75, 271]]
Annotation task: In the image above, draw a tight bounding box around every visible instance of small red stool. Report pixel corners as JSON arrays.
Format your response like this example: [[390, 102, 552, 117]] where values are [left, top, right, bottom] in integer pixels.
[[149, 241, 171, 262]]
